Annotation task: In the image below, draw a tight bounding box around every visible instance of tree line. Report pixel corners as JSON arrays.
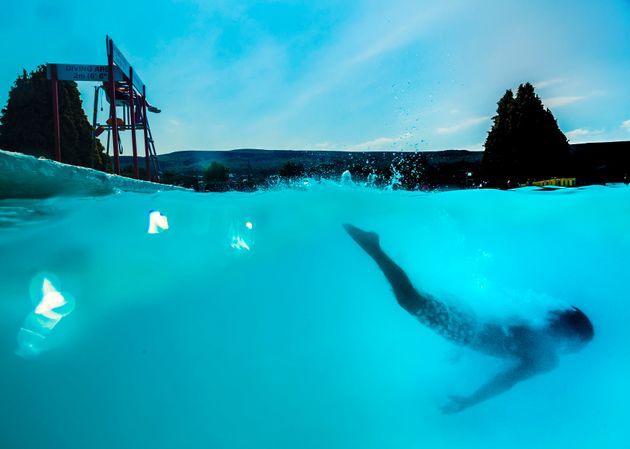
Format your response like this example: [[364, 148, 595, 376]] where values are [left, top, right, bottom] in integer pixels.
[[0, 66, 107, 170], [0, 65, 608, 189]]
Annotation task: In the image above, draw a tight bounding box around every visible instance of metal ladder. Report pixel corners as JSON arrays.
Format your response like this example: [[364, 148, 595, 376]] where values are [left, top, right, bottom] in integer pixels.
[[145, 118, 161, 179]]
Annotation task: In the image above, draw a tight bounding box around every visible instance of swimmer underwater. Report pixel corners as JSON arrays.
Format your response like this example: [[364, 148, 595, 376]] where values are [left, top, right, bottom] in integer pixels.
[[344, 224, 594, 414]]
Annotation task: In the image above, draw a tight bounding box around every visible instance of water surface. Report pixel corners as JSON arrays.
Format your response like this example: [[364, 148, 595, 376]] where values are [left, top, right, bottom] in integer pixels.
[[0, 183, 628, 448]]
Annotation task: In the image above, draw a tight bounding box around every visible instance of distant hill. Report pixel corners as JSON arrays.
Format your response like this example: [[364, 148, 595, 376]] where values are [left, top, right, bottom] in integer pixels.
[[570, 140, 630, 184], [121, 148, 484, 177], [119, 141, 630, 186]]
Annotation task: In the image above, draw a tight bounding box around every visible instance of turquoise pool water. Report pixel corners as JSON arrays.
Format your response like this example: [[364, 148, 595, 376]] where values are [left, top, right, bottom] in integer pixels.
[[0, 183, 628, 448]]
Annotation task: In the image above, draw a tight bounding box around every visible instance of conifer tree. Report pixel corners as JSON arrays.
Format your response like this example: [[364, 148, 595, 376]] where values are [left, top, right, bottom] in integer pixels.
[[0, 65, 107, 170], [482, 82, 569, 187], [483, 89, 516, 186]]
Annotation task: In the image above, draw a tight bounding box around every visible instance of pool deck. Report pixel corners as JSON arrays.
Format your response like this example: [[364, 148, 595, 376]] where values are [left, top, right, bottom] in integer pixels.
[[0, 149, 189, 199]]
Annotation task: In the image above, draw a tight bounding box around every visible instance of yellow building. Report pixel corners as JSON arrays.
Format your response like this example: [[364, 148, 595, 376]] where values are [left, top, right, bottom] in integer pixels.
[[531, 178, 576, 187]]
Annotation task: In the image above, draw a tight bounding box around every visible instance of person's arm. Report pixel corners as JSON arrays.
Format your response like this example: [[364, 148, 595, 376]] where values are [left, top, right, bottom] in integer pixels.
[[441, 353, 558, 414]]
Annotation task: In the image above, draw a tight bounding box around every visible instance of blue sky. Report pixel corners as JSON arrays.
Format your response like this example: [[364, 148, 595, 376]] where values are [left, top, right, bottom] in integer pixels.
[[1, 0, 629, 154]]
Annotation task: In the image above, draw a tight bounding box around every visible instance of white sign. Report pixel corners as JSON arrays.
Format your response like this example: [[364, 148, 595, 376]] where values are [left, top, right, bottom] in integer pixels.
[[47, 64, 124, 82], [112, 46, 130, 76], [110, 38, 145, 92]]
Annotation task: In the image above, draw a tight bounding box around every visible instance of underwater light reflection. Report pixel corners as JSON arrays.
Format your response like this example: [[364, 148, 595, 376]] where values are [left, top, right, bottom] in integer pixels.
[[231, 236, 250, 251], [34, 278, 67, 322], [16, 277, 74, 358], [229, 220, 255, 252], [148, 211, 169, 234]]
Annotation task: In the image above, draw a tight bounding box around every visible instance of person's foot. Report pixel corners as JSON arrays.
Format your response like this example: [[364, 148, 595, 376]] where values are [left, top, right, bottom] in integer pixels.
[[343, 223, 380, 254], [440, 395, 470, 414]]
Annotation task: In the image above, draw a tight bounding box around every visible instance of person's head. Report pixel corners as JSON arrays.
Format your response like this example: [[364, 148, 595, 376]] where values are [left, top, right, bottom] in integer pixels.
[[547, 306, 594, 351]]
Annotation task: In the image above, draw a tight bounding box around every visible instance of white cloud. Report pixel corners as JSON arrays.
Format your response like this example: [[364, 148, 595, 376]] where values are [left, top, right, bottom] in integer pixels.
[[534, 78, 564, 90], [565, 128, 604, 142], [543, 96, 585, 108], [436, 116, 489, 135], [311, 142, 337, 150], [257, 2, 466, 127], [460, 142, 484, 152], [621, 120, 630, 133], [347, 132, 413, 151]]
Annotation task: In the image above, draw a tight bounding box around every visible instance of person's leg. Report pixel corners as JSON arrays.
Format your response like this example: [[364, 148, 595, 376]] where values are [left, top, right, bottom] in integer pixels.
[[344, 224, 477, 345], [344, 224, 423, 314]]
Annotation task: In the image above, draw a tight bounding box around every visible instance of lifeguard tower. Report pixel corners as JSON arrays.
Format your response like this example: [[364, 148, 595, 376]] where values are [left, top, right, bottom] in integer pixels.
[[47, 36, 161, 180]]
